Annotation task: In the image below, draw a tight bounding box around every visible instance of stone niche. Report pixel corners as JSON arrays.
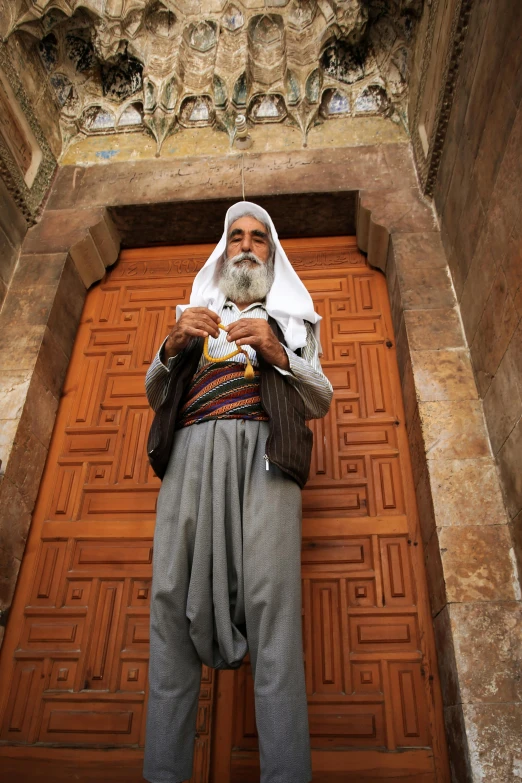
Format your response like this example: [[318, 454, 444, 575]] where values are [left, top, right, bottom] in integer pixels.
[[0, 43, 57, 225], [0, 68, 42, 188]]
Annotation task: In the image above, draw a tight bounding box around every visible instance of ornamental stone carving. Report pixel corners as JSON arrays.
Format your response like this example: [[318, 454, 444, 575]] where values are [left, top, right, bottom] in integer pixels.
[[1, 0, 423, 151]]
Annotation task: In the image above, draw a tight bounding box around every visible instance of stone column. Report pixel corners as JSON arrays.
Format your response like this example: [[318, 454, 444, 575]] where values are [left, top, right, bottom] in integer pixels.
[[358, 189, 522, 782]]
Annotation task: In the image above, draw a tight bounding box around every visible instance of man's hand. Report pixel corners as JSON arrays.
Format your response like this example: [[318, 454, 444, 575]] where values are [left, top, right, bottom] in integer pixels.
[[164, 307, 220, 360], [225, 318, 290, 371]]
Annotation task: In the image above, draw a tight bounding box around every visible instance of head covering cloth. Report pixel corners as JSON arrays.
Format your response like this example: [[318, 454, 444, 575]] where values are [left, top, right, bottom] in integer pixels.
[[176, 201, 322, 352]]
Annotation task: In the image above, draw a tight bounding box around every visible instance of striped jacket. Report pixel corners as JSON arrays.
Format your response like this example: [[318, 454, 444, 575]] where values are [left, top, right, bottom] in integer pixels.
[[146, 316, 332, 487]]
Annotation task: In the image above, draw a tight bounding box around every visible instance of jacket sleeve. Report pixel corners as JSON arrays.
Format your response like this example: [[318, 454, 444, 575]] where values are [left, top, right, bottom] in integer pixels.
[[145, 338, 186, 412], [273, 322, 333, 419]]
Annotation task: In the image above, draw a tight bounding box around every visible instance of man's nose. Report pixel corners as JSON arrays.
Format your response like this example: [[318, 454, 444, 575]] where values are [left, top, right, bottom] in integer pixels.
[[241, 233, 252, 253]]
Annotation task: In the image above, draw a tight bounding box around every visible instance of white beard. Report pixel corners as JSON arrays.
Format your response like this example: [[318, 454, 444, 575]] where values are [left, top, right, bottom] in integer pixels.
[[218, 252, 274, 303]]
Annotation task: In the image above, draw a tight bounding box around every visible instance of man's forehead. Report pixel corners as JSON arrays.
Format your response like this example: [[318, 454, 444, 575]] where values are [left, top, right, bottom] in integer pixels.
[[228, 215, 269, 234]]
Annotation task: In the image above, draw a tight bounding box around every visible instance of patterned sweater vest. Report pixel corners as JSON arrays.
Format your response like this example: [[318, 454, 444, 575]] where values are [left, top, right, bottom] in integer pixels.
[[147, 317, 313, 488]]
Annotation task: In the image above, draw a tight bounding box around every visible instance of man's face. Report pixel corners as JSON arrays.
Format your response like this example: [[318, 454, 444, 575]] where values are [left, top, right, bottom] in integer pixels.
[[219, 214, 275, 304], [226, 216, 271, 266]]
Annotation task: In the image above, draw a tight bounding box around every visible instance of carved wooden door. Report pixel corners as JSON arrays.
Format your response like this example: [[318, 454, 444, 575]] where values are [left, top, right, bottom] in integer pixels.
[[210, 238, 449, 783], [0, 245, 216, 782], [0, 238, 448, 783]]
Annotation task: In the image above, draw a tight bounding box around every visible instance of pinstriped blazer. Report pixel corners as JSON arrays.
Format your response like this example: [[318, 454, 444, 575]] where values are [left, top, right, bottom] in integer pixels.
[[147, 317, 314, 487]]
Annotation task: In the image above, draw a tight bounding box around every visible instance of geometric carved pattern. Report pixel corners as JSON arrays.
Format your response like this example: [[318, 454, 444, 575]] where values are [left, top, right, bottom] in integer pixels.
[[0, 243, 213, 781], [0, 237, 444, 782], [221, 237, 442, 781]]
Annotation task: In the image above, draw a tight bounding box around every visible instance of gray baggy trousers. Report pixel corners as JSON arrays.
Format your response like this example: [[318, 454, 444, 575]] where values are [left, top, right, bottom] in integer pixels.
[[143, 419, 312, 783]]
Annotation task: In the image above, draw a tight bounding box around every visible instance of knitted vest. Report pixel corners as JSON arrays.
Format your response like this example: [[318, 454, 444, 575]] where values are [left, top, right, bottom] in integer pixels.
[[147, 317, 313, 487]]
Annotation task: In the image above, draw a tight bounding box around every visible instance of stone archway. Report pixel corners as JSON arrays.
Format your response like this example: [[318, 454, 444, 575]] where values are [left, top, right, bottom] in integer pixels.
[[0, 147, 519, 782]]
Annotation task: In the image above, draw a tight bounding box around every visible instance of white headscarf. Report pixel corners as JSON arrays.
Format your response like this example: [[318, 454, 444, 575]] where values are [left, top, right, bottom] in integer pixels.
[[176, 201, 322, 352]]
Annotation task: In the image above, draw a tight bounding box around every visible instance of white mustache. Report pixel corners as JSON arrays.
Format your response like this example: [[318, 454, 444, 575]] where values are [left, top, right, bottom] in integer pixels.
[[228, 252, 263, 266]]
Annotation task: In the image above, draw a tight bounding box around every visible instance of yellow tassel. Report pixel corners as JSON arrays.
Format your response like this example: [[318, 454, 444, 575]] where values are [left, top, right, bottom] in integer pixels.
[[203, 323, 255, 379], [244, 357, 255, 379]]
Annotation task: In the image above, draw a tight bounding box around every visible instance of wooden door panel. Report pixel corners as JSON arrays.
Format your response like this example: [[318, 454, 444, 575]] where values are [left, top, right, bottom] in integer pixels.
[[214, 239, 448, 783], [0, 237, 448, 783], [0, 245, 218, 782]]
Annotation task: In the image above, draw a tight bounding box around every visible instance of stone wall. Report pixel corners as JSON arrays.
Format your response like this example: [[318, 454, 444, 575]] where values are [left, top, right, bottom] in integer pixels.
[[3, 31, 62, 163], [432, 0, 522, 580], [0, 176, 27, 306], [0, 29, 62, 306]]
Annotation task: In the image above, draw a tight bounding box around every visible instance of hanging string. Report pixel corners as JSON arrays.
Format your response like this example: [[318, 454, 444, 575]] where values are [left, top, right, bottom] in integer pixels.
[[203, 323, 255, 379]]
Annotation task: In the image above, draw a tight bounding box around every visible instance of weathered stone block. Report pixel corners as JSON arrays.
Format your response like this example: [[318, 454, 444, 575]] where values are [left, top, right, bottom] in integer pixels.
[[45, 166, 85, 211], [47, 257, 87, 360], [512, 508, 522, 579], [34, 326, 70, 401], [441, 135, 475, 251], [463, 0, 514, 159], [497, 417, 522, 519], [411, 349, 477, 402], [358, 191, 437, 271], [403, 308, 465, 351], [69, 234, 106, 289], [9, 253, 69, 291], [382, 144, 419, 188], [0, 323, 45, 371], [453, 173, 485, 284], [439, 525, 518, 603], [406, 405, 428, 489], [427, 458, 507, 528], [463, 703, 522, 783], [414, 463, 436, 546], [483, 338, 522, 455], [433, 606, 461, 707], [440, 227, 465, 301], [400, 356, 417, 431], [0, 419, 18, 479], [3, 415, 48, 511], [470, 266, 519, 398], [0, 477, 32, 566], [474, 77, 517, 212], [397, 266, 455, 311], [459, 230, 497, 346], [394, 313, 408, 381], [0, 541, 22, 611], [73, 156, 243, 209], [450, 602, 522, 704], [443, 705, 473, 783], [418, 400, 490, 460], [388, 270, 403, 339], [0, 282, 56, 330], [23, 209, 106, 255], [19, 371, 59, 453], [501, 220, 522, 318], [424, 529, 447, 616], [0, 372, 31, 421], [0, 224, 18, 290], [0, 176, 27, 250]]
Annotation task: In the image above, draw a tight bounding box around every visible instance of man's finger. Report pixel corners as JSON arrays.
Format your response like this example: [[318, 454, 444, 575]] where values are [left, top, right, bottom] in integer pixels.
[[191, 307, 220, 322], [185, 314, 220, 336], [235, 335, 259, 346], [185, 326, 210, 338], [227, 325, 263, 341]]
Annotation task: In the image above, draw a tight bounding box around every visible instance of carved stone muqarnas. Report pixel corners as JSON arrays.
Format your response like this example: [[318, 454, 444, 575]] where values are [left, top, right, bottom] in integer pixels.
[[2, 0, 423, 152]]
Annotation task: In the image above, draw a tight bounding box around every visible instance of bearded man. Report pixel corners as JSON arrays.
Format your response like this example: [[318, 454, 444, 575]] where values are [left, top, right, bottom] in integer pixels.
[[144, 202, 333, 783]]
